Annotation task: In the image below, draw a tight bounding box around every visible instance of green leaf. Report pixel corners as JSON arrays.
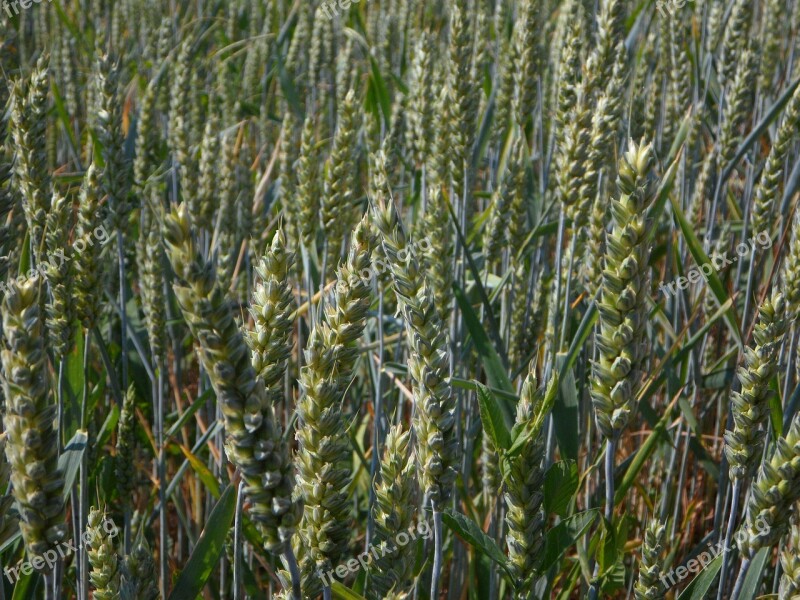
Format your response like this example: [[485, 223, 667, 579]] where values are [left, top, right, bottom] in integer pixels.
[[512, 220, 560, 266], [769, 385, 784, 439], [367, 54, 392, 124], [596, 517, 618, 576], [614, 396, 676, 504], [50, 79, 79, 160], [541, 510, 600, 573], [63, 330, 85, 439], [544, 460, 578, 518], [17, 231, 30, 277], [476, 383, 512, 451], [676, 552, 723, 600], [446, 194, 508, 365], [600, 562, 627, 594], [507, 372, 558, 459], [274, 52, 302, 119], [553, 354, 579, 461], [442, 510, 512, 576], [451, 377, 518, 406], [96, 404, 120, 452], [645, 145, 683, 246], [738, 547, 770, 600], [178, 444, 221, 499], [669, 194, 742, 348], [10, 568, 39, 600], [52, 1, 90, 55], [92, 327, 123, 406], [720, 76, 800, 185], [331, 581, 368, 600], [559, 303, 597, 380], [166, 389, 215, 439], [168, 484, 237, 600], [453, 285, 515, 421], [666, 108, 693, 166], [58, 430, 88, 503]]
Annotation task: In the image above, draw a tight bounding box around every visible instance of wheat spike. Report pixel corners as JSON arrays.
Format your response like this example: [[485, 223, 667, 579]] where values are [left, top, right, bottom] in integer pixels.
[[294, 217, 372, 595], [245, 230, 296, 404], [738, 413, 800, 559], [96, 52, 133, 232], [43, 189, 74, 357], [780, 518, 800, 600], [196, 102, 221, 232], [136, 191, 167, 367], [87, 507, 121, 600], [719, 0, 753, 85], [505, 370, 553, 596], [73, 164, 106, 331], [133, 82, 159, 192], [163, 203, 299, 555], [634, 519, 666, 600], [718, 47, 756, 170], [112, 383, 137, 512], [783, 211, 800, 321], [366, 424, 417, 599], [372, 180, 458, 506], [321, 89, 361, 274], [10, 54, 50, 262], [752, 83, 800, 237], [119, 537, 158, 600], [591, 140, 654, 439], [511, 0, 542, 127], [724, 292, 787, 481], [1, 279, 66, 559]]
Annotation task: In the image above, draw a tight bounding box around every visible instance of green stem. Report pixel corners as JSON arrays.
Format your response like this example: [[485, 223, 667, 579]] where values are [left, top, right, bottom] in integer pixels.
[[731, 558, 751, 600], [284, 544, 302, 600], [79, 330, 90, 600], [431, 501, 444, 600], [233, 480, 245, 600], [117, 230, 128, 390], [718, 479, 742, 600], [156, 369, 168, 598]]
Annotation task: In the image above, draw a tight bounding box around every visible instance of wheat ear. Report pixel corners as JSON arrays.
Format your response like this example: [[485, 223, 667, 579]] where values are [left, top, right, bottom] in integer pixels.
[[163, 204, 299, 557], [505, 370, 554, 597], [87, 507, 121, 600], [1, 279, 66, 559], [634, 519, 666, 600], [294, 217, 373, 596], [366, 424, 417, 599]]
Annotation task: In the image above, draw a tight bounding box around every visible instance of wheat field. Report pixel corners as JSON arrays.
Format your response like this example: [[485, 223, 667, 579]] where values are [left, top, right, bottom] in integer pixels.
[[1, 0, 800, 598]]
